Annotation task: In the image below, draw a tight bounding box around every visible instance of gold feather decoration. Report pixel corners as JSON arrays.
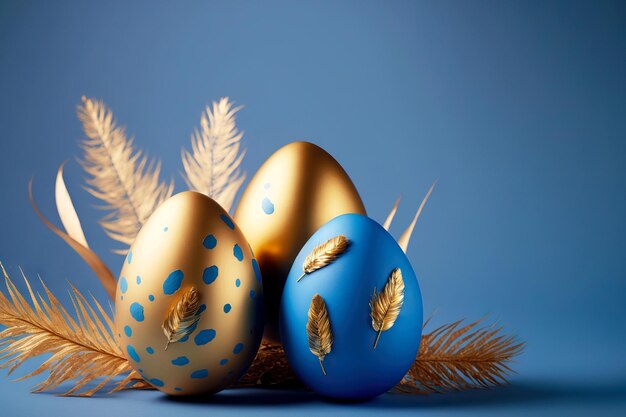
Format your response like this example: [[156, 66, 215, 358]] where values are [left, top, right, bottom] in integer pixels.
[[0, 263, 145, 396], [370, 267, 405, 349], [397, 180, 437, 253], [162, 287, 202, 350], [78, 96, 174, 253], [396, 318, 525, 394], [306, 294, 333, 376], [29, 179, 117, 299], [382, 195, 402, 230], [297, 235, 350, 282], [181, 97, 246, 212]]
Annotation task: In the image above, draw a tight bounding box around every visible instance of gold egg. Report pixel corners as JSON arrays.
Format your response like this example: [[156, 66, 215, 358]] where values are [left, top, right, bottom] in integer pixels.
[[115, 191, 264, 395], [234, 141, 366, 343]]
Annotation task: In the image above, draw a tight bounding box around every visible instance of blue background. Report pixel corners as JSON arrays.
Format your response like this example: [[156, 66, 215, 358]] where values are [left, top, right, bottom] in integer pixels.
[[1, 0, 625, 415]]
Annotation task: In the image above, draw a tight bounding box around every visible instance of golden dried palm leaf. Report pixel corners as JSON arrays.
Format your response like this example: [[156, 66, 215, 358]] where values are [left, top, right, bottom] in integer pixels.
[[396, 318, 525, 394], [181, 97, 246, 212], [298, 235, 350, 282], [78, 97, 174, 253], [0, 263, 144, 396], [397, 180, 437, 253], [162, 287, 202, 350], [370, 267, 405, 348], [306, 294, 333, 376]]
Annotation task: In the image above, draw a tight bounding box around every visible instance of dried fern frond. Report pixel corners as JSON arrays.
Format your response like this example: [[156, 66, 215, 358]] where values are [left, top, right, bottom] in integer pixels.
[[397, 318, 525, 394], [306, 294, 333, 376], [298, 235, 350, 282], [162, 287, 202, 350], [0, 263, 143, 396], [78, 97, 174, 253], [370, 268, 405, 348], [181, 97, 246, 212]]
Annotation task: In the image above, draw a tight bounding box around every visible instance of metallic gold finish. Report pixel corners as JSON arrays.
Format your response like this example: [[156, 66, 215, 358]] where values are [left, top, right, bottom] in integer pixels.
[[234, 141, 366, 343], [306, 294, 333, 376], [370, 268, 405, 349], [116, 191, 264, 395], [298, 235, 350, 282]]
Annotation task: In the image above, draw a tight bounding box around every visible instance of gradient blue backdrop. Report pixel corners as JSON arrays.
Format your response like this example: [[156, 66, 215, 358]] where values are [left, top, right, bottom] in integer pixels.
[[1, 1, 625, 416]]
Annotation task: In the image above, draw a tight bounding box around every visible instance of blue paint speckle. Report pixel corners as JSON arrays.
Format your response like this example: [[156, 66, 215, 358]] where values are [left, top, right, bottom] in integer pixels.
[[262, 197, 275, 215], [250, 290, 256, 299], [119, 276, 128, 293], [197, 304, 206, 314], [194, 329, 216, 345], [202, 266, 219, 285], [136, 275, 141, 285], [130, 302, 144, 322], [127, 251, 133, 264], [252, 259, 262, 283], [146, 347, 154, 354], [223, 304, 231, 313], [148, 294, 155, 302], [220, 359, 228, 365], [233, 343, 244, 354], [127, 345, 140, 362], [163, 269, 184, 295], [203, 234, 217, 249], [220, 214, 235, 230], [164, 226, 169, 232], [191, 369, 208, 379], [235, 278, 241, 287], [124, 325, 132, 337], [149, 378, 164, 387], [233, 244, 244, 261], [172, 356, 190, 366], [174, 387, 183, 391]]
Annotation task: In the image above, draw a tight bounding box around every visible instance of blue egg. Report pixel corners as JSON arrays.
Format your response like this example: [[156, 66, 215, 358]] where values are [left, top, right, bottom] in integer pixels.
[[279, 214, 423, 400]]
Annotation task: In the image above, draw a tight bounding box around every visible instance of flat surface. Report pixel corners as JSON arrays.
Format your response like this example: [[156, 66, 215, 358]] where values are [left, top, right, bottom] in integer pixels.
[[1, 0, 626, 415]]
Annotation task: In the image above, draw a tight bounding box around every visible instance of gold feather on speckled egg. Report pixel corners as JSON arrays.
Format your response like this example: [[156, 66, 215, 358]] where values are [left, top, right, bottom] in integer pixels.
[[162, 287, 202, 350]]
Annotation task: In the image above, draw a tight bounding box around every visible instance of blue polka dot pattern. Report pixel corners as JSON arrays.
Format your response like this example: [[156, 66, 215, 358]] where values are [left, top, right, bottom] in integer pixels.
[[146, 347, 154, 354], [119, 276, 128, 293], [235, 278, 241, 287], [233, 244, 244, 261], [171, 356, 190, 366], [163, 226, 169, 232], [233, 343, 244, 354], [223, 304, 231, 313], [127, 345, 140, 362], [174, 387, 183, 391], [203, 234, 217, 249], [130, 302, 144, 322], [191, 369, 209, 379], [252, 259, 262, 283], [220, 214, 235, 230], [124, 325, 132, 337], [136, 275, 141, 285], [202, 266, 219, 285], [262, 197, 275, 215], [163, 269, 184, 295], [194, 329, 216, 345], [220, 359, 228, 365], [148, 294, 155, 302], [250, 290, 256, 299], [149, 378, 164, 387], [127, 251, 133, 264]]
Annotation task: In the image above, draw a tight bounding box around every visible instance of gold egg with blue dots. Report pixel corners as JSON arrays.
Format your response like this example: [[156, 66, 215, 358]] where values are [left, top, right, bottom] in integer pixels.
[[115, 191, 264, 395]]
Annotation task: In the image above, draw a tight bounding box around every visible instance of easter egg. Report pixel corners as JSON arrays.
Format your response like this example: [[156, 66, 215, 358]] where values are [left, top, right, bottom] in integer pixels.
[[234, 141, 366, 343], [115, 191, 264, 395], [279, 214, 422, 400]]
